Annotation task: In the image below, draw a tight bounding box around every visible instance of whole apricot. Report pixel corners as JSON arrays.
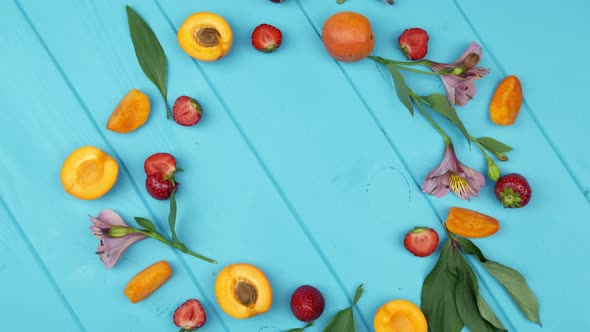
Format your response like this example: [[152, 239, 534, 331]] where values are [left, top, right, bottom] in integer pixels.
[[60, 146, 118, 200], [215, 263, 272, 319], [321, 11, 375, 62], [178, 12, 233, 62]]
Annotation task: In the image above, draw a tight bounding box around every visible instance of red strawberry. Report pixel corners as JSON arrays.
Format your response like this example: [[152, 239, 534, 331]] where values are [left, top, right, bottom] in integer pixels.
[[144, 152, 177, 176], [173, 299, 206, 331], [494, 173, 532, 208], [252, 24, 283, 53], [398, 28, 429, 61], [173, 96, 202, 127], [290, 285, 325, 322], [403, 227, 439, 257], [146, 173, 177, 200]]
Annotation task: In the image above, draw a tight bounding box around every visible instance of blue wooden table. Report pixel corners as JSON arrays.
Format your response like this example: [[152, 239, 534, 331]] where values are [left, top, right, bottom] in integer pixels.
[[1, 0, 588, 331]]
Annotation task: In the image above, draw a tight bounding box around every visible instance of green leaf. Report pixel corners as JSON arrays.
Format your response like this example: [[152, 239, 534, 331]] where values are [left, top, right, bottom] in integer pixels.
[[477, 294, 507, 330], [323, 308, 355, 332], [477, 137, 513, 154], [484, 261, 541, 325], [126, 5, 170, 118], [454, 251, 506, 332], [421, 240, 464, 332], [134, 217, 157, 232], [169, 191, 178, 244], [386, 64, 414, 116], [323, 284, 364, 332], [424, 94, 470, 145], [455, 236, 488, 263], [284, 321, 314, 332]]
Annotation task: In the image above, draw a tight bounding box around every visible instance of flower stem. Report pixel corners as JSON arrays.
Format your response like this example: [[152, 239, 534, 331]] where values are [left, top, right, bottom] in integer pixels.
[[469, 135, 493, 161], [392, 65, 441, 76], [409, 91, 451, 145], [139, 230, 217, 264], [368, 55, 430, 67]]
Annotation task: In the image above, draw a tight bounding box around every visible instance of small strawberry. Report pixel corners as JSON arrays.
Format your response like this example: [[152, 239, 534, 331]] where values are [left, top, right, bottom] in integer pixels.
[[144, 152, 177, 176], [290, 285, 325, 322], [494, 173, 532, 208], [252, 24, 283, 53], [403, 227, 439, 257], [398, 28, 429, 61], [146, 173, 177, 200], [173, 299, 206, 331], [173, 96, 202, 127]]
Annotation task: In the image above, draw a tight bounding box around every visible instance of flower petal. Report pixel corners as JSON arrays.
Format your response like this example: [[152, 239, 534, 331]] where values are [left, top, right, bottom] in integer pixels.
[[97, 233, 146, 269], [97, 209, 127, 227]]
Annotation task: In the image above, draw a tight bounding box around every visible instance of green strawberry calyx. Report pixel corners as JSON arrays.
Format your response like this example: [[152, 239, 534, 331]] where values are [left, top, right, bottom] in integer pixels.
[[499, 187, 523, 208]]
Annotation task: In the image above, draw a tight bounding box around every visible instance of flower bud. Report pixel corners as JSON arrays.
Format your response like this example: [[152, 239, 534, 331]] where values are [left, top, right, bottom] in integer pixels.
[[108, 226, 136, 238], [495, 152, 508, 162], [487, 161, 501, 181], [451, 67, 465, 75], [463, 53, 480, 69]]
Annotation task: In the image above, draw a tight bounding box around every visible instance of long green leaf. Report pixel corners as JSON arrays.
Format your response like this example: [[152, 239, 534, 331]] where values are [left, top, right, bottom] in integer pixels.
[[425, 93, 470, 145], [126, 5, 170, 118], [484, 261, 541, 325], [455, 236, 487, 263], [134, 217, 157, 233], [455, 251, 506, 332], [477, 294, 507, 330], [169, 191, 178, 244], [323, 308, 355, 332], [386, 64, 414, 116], [477, 137, 513, 154], [421, 240, 464, 332]]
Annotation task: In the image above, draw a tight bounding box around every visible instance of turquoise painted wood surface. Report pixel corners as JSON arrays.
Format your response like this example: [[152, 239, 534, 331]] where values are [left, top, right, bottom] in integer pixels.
[[0, 0, 588, 331]]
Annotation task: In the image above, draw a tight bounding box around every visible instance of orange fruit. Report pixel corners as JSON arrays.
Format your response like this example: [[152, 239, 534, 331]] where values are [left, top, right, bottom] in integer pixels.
[[374, 299, 428, 332], [107, 89, 150, 133], [321, 11, 375, 62], [489, 75, 523, 126], [445, 207, 500, 238], [215, 263, 272, 319], [178, 12, 233, 62], [60, 146, 118, 200]]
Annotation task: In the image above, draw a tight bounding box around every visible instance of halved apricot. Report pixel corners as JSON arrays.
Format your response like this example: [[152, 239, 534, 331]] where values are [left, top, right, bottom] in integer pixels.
[[215, 263, 272, 319], [178, 12, 233, 62], [374, 299, 428, 332], [107, 88, 150, 133], [60, 146, 118, 200], [445, 207, 500, 238]]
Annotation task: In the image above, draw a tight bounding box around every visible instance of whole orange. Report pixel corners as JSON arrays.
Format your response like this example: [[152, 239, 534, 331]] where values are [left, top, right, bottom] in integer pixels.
[[321, 11, 375, 62]]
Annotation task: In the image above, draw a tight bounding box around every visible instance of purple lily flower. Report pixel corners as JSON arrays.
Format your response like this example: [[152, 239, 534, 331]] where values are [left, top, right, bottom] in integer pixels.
[[422, 144, 485, 200], [89, 210, 146, 269], [429, 42, 490, 106]]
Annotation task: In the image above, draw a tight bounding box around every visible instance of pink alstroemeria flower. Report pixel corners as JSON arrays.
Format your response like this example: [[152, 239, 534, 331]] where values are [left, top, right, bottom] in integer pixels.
[[89, 210, 146, 269], [429, 42, 490, 106], [422, 144, 485, 200]]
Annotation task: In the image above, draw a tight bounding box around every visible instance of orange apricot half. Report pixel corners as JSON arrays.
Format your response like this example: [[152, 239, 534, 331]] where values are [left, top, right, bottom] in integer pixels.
[[374, 299, 428, 332], [215, 263, 272, 319], [178, 12, 233, 62], [60, 146, 118, 200], [445, 207, 500, 238], [107, 88, 150, 133]]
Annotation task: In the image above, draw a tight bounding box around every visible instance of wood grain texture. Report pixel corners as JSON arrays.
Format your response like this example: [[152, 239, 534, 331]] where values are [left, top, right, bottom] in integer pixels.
[[0, 0, 588, 331]]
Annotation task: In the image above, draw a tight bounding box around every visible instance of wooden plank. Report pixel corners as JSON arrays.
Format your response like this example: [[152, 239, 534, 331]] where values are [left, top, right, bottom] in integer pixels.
[[298, 0, 590, 330], [454, 0, 590, 202], [8, 0, 361, 330], [0, 203, 82, 330]]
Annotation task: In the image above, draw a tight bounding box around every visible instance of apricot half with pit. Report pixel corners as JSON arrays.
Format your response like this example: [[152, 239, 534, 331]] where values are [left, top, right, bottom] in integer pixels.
[[215, 263, 272, 319], [374, 299, 428, 332], [60, 146, 118, 200], [178, 12, 233, 62]]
